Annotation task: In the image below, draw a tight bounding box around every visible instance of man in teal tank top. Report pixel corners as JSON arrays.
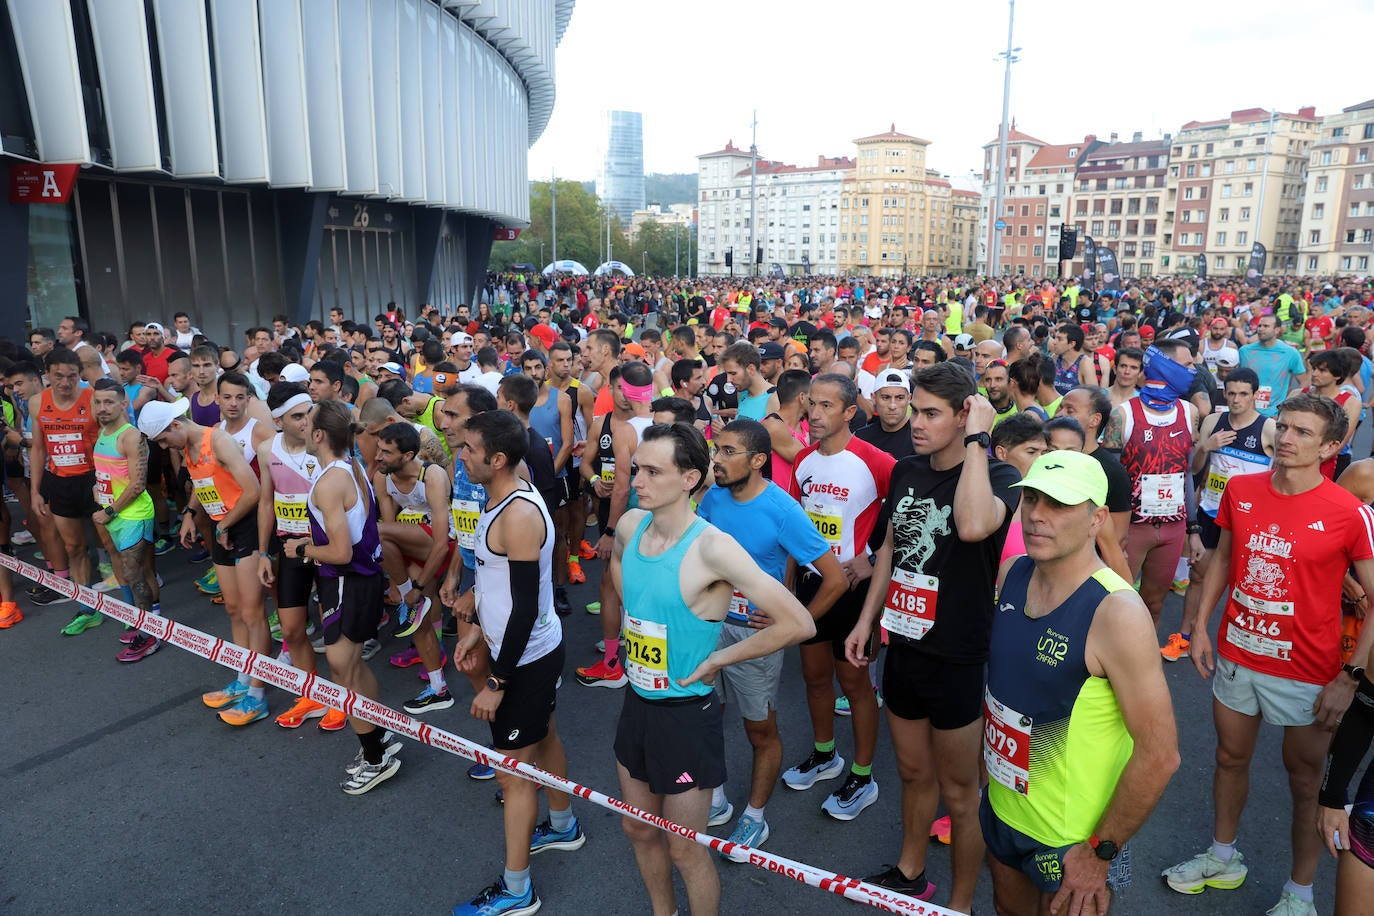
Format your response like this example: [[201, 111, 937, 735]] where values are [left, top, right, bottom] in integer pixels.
[[90, 379, 161, 662], [609, 423, 816, 916], [983, 450, 1179, 915]]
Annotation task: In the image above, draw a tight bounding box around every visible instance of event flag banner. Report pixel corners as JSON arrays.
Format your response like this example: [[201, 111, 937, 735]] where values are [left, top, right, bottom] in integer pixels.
[[1097, 246, 1122, 292], [1081, 236, 1097, 286], [1196, 253, 1208, 281], [1245, 242, 1267, 289]]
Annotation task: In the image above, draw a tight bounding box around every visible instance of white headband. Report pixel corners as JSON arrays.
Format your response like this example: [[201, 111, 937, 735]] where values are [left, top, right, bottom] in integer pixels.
[[271, 393, 314, 419]]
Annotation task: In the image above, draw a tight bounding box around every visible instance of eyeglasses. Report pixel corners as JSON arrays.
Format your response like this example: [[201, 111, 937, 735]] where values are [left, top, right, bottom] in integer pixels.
[[714, 446, 757, 459]]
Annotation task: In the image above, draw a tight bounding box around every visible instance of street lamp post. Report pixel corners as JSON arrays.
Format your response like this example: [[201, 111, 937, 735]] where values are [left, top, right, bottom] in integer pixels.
[[641, 250, 646, 277], [540, 241, 545, 267], [990, 0, 1019, 279]]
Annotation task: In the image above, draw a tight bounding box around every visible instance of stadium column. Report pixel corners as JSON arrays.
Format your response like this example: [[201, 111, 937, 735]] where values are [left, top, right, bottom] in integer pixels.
[[412, 208, 444, 311], [462, 216, 496, 309], [0, 166, 30, 334], [278, 190, 329, 327]]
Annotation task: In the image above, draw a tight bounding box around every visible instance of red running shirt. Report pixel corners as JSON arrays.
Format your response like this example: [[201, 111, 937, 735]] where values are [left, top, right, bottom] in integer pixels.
[[788, 436, 895, 566], [1216, 472, 1374, 685]]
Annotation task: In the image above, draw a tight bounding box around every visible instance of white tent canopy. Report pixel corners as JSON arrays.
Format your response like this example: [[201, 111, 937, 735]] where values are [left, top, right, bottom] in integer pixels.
[[541, 259, 589, 276], [593, 260, 636, 277]]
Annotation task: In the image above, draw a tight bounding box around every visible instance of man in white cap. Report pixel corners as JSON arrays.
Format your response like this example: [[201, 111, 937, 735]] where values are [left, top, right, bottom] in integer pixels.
[[983, 450, 1179, 916], [855, 369, 914, 460], [139, 397, 271, 726]]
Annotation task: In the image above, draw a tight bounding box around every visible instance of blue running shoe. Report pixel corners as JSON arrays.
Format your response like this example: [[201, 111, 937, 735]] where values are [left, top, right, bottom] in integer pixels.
[[218, 694, 269, 727], [821, 773, 879, 821], [707, 798, 734, 827], [452, 877, 540, 916], [202, 680, 250, 709], [781, 750, 845, 791], [468, 761, 497, 781], [188, 544, 211, 564], [529, 816, 585, 855], [721, 813, 770, 859]]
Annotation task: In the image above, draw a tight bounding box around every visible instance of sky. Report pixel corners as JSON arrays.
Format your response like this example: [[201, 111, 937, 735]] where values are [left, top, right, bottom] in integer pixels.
[[529, 0, 1374, 189]]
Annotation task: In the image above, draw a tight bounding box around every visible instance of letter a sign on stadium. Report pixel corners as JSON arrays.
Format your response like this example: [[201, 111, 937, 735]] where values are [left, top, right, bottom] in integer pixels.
[[9, 164, 79, 204]]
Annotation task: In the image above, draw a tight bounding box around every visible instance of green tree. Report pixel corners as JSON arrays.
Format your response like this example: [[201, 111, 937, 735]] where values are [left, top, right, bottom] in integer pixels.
[[489, 180, 631, 273], [632, 219, 697, 277]]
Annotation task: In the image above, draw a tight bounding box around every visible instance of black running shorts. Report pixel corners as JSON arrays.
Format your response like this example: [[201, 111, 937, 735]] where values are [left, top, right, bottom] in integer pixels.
[[40, 471, 97, 519], [883, 642, 984, 730], [614, 687, 726, 795], [210, 514, 260, 567], [318, 573, 383, 646], [490, 642, 564, 751]]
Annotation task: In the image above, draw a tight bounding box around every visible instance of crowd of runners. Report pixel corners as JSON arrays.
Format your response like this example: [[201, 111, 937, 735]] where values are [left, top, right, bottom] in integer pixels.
[[4, 271, 1374, 916]]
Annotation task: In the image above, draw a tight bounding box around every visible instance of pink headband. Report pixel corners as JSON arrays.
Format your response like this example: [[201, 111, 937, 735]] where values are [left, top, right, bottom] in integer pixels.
[[621, 381, 654, 403]]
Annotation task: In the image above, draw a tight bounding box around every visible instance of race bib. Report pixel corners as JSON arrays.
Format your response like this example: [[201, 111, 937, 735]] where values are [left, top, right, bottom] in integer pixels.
[[807, 506, 843, 555], [599, 459, 615, 485], [624, 614, 670, 693], [1204, 469, 1228, 497], [984, 690, 1032, 795], [1139, 472, 1185, 517], [882, 570, 939, 640], [193, 476, 226, 518], [727, 590, 751, 625], [1226, 587, 1294, 660], [95, 470, 114, 508], [1255, 385, 1273, 411], [396, 508, 427, 526], [451, 498, 480, 550], [273, 493, 310, 535], [49, 432, 89, 470]]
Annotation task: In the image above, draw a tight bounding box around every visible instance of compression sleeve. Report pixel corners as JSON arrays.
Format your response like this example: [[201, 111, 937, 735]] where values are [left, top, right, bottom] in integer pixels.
[[1320, 675, 1374, 808], [491, 559, 541, 681]]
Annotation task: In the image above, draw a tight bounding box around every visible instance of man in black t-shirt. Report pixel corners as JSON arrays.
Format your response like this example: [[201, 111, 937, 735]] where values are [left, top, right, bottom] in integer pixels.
[[1055, 386, 1133, 582], [844, 362, 1020, 912], [855, 369, 915, 460]]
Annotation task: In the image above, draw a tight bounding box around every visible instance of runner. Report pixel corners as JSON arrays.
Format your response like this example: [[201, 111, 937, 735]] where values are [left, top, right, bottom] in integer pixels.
[[1317, 643, 1374, 916], [1107, 348, 1143, 409], [782, 373, 893, 821], [845, 362, 1020, 911], [760, 369, 811, 493], [1239, 314, 1308, 417], [609, 422, 815, 916], [30, 348, 100, 620], [138, 397, 270, 726], [450, 409, 582, 916], [1053, 387, 1134, 583], [1165, 393, 1374, 916], [697, 418, 847, 850], [524, 349, 576, 616], [89, 379, 161, 662], [1050, 324, 1098, 394], [718, 342, 773, 421], [291, 399, 399, 794], [983, 450, 1180, 915], [254, 382, 345, 730]]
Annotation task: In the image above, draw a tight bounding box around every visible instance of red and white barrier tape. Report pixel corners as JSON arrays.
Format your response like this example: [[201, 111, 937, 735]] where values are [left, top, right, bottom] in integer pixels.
[[2, 552, 961, 915]]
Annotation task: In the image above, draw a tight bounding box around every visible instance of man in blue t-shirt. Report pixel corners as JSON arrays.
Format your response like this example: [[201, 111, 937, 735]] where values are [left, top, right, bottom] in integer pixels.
[[696, 419, 847, 852], [1237, 314, 1307, 416]]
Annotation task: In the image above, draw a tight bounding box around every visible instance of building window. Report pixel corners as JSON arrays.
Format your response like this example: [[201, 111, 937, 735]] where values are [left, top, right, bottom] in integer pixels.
[[1308, 256, 1319, 270], [1221, 184, 1232, 198], [1186, 164, 1196, 178], [1142, 242, 1155, 258], [1243, 183, 1254, 197], [1091, 220, 1104, 234], [1239, 207, 1251, 220], [1313, 203, 1325, 219], [1316, 176, 1328, 192], [1237, 231, 1248, 245], [1216, 232, 1227, 245], [1310, 230, 1321, 244], [1321, 151, 1333, 165]]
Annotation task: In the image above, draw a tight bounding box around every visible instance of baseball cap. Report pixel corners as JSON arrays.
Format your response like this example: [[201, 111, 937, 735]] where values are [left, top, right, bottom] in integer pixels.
[[768, 317, 789, 329], [377, 361, 405, 376], [1012, 450, 1108, 507], [1215, 348, 1240, 368], [1139, 325, 1156, 340], [757, 341, 787, 361], [279, 363, 311, 383], [529, 323, 558, 348], [874, 368, 910, 392], [451, 332, 474, 345], [137, 397, 189, 439], [1210, 317, 1230, 329], [144, 321, 167, 335], [953, 333, 975, 351], [623, 342, 647, 359], [864, 304, 884, 320]]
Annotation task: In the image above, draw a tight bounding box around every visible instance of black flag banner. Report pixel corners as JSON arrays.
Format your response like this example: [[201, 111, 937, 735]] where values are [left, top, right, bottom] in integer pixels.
[[1197, 253, 1208, 281], [1082, 236, 1098, 286], [1097, 246, 1121, 292], [1245, 242, 1267, 289]]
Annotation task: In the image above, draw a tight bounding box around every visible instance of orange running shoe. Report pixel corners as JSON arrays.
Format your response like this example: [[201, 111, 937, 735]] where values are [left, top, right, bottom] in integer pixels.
[[578, 539, 597, 560], [275, 696, 327, 728], [568, 557, 587, 585], [0, 601, 22, 628], [930, 815, 951, 845], [318, 707, 348, 731], [575, 658, 626, 688], [1160, 632, 1191, 663]]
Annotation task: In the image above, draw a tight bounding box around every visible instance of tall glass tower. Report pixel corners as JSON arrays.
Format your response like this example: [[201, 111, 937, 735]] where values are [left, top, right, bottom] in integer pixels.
[[597, 110, 645, 224]]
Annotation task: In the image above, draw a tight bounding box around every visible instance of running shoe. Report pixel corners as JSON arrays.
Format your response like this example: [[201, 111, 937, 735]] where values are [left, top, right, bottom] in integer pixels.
[[1266, 891, 1318, 916], [210, 594, 224, 605], [554, 587, 571, 617], [60, 610, 103, 636], [403, 686, 455, 714], [1171, 577, 1190, 596], [361, 639, 381, 661], [341, 755, 401, 795], [529, 816, 586, 855], [188, 544, 211, 564], [0, 601, 22, 628], [195, 569, 220, 595], [93, 573, 120, 593], [12, 529, 35, 545], [390, 646, 423, 668], [1161, 849, 1248, 894], [98, 561, 113, 580], [593, 639, 605, 654], [451, 876, 540, 916], [442, 614, 459, 638], [395, 597, 430, 639], [584, 601, 600, 615], [930, 815, 952, 845], [319, 708, 348, 731], [821, 773, 879, 821], [311, 634, 326, 654], [577, 538, 597, 560], [116, 633, 160, 663], [345, 732, 402, 775], [202, 680, 250, 709], [567, 557, 586, 584], [275, 697, 327, 728], [862, 866, 936, 900], [219, 695, 269, 726], [707, 799, 734, 828], [26, 582, 44, 597], [1161, 632, 1191, 662], [834, 695, 851, 716], [574, 657, 626, 688], [874, 685, 885, 709], [781, 750, 845, 790], [468, 761, 497, 781], [31, 585, 72, 606], [153, 535, 175, 556], [268, 611, 282, 642], [119, 625, 138, 644], [722, 814, 769, 857]]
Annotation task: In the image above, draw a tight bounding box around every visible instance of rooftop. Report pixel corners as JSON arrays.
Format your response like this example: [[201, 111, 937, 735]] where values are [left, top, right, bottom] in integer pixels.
[[854, 123, 931, 144]]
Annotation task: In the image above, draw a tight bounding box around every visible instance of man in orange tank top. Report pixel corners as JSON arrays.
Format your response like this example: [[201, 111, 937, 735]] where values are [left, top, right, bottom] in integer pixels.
[[28, 349, 100, 624], [139, 398, 270, 727]]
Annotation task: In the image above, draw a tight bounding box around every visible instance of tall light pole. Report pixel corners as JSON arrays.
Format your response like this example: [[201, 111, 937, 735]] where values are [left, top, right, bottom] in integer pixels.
[[749, 109, 759, 278], [1254, 108, 1277, 256], [990, 0, 1019, 279], [675, 223, 680, 277], [550, 170, 558, 264], [641, 250, 646, 277]]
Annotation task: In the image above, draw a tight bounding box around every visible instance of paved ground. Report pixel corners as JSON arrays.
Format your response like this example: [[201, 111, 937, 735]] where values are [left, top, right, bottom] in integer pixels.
[[0, 504, 1350, 915]]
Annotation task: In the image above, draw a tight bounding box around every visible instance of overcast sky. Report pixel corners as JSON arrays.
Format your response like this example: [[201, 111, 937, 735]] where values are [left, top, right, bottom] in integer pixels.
[[528, 0, 1374, 188]]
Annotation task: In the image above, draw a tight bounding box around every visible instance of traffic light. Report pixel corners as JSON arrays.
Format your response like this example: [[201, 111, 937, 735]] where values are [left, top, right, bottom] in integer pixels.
[[725, 248, 733, 268], [1060, 226, 1078, 261], [756, 246, 763, 266]]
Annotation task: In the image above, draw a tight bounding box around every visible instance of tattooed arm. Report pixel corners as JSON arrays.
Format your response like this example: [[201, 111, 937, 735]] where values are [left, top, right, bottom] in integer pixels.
[[1100, 404, 1126, 452], [109, 429, 150, 514]]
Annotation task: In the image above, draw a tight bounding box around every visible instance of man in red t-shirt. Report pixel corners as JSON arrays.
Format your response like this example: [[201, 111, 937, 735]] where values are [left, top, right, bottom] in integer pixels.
[[1164, 393, 1374, 911], [1304, 302, 1333, 352]]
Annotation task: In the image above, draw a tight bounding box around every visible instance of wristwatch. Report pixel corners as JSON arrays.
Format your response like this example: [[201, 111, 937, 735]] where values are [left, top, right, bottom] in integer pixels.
[[1089, 834, 1120, 861], [103, 505, 117, 520], [1343, 663, 1366, 682], [486, 675, 507, 692], [294, 542, 308, 560], [964, 432, 991, 450]]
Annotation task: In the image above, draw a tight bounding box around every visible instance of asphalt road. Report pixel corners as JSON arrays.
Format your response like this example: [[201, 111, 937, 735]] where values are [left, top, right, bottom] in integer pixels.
[[0, 496, 1355, 915]]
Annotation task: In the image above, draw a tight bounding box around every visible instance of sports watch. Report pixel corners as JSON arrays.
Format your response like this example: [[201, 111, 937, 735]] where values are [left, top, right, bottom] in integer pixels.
[[486, 675, 507, 692], [1343, 663, 1366, 682], [964, 432, 991, 450], [1089, 834, 1119, 861]]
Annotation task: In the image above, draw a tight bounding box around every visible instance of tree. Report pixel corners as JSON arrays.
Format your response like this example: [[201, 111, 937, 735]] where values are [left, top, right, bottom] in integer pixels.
[[489, 180, 631, 272], [633, 219, 697, 277]]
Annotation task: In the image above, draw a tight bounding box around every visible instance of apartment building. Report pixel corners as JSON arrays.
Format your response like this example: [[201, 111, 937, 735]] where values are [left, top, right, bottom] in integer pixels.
[[1066, 135, 1169, 279], [1298, 99, 1374, 276]]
